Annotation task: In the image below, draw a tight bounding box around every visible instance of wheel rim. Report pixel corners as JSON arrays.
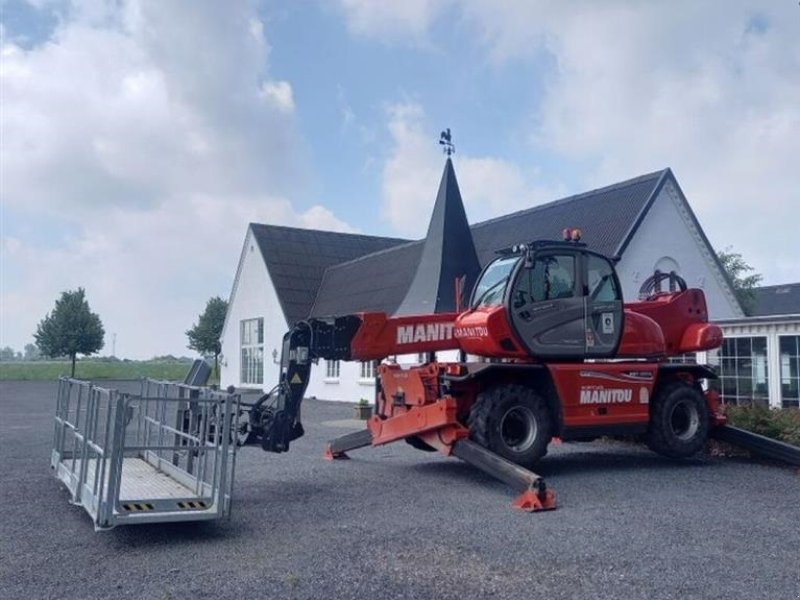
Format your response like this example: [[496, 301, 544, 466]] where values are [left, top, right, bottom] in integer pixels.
[[669, 400, 699, 441], [499, 406, 537, 452]]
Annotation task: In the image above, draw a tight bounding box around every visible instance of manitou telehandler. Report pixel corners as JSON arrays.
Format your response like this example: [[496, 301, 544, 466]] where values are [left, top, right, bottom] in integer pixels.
[[238, 229, 726, 511]]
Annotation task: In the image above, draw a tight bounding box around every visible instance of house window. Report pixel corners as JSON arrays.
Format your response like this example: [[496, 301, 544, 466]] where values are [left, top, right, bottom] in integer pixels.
[[360, 361, 376, 379], [326, 360, 340, 379], [669, 353, 698, 365], [240, 318, 264, 385], [709, 336, 769, 406], [779, 335, 800, 408]]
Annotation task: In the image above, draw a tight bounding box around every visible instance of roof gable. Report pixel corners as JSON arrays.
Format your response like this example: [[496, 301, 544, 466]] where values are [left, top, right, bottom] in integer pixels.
[[249, 224, 408, 325], [309, 168, 667, 318]]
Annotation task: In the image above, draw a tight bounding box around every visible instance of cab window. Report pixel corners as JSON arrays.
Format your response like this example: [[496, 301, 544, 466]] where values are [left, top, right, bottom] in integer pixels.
[[473, 256, 517, 307], [514, 254, 576, 304], [587, 254, 620, 302]]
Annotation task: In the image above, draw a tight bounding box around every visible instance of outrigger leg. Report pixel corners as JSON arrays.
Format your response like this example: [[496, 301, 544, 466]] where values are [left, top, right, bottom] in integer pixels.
[[323, 428, 373, 460], [323, 399, 556, 512], [451, 439, 555, 512]]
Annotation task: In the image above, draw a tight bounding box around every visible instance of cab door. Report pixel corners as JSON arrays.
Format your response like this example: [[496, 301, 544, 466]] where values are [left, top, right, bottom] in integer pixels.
[[583, 252, 624, 357], [507, 251, 586, 358]]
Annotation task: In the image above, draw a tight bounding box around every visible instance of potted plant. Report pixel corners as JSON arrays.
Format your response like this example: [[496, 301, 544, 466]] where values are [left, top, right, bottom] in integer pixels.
[[354, 398, 373, 420]]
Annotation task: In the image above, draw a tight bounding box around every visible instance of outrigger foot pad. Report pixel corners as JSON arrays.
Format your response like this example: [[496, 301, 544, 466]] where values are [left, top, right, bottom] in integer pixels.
[[512, 487, 557, 512], [322, 444, 350, 460]]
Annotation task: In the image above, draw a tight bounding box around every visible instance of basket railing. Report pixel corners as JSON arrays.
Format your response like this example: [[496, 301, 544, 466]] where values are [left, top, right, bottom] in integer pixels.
[[52, 377, 240, 529]]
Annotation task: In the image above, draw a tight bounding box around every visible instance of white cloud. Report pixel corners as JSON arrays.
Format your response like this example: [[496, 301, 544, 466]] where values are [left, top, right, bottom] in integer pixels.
[[381, 102, 561, 237], [0, 0, 354, 357], [344, 1, 800, 283], [464, 1, 800, 283], [259, 80, 294, 112], [336, 0, 450, 40]]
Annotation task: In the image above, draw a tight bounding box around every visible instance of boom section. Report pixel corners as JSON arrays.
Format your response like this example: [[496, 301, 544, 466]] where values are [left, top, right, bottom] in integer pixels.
[[243, 311, 460, 454]]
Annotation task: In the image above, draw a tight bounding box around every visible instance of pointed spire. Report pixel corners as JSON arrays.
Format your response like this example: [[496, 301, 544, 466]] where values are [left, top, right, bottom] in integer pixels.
[[395, 158, 481, 316]]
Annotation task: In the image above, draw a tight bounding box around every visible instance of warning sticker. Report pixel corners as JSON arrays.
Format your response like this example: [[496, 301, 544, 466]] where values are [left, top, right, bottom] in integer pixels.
[[290, 373, 303, 385], [639, 387, 650, 404], [601, 312, 614, 334]]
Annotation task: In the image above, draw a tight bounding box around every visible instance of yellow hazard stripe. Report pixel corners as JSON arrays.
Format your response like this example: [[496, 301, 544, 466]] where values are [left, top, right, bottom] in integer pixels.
[[176, 500, 208, 510], [122, 503, 155, 512]]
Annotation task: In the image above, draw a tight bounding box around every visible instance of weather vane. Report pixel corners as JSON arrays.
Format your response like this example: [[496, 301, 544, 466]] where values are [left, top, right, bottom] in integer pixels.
[[439, 128, 455, 156]]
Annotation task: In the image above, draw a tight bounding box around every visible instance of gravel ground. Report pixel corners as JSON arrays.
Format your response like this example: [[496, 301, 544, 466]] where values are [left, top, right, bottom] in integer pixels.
[[1, 379, 798, 600]]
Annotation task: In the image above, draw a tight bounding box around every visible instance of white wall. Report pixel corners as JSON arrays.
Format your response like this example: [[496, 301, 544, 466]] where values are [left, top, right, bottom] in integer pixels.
[[305, 349, 461, 402], [616, 179, 743, 320], [306, 359, 376, 402], [220, 227, 288, 390]]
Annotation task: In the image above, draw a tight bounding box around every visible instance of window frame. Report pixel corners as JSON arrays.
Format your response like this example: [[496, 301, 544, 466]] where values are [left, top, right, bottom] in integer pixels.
[[778, 334, 800, 408], [240, 317, 264, 386], [359, 361, 376, 381], [709, 335, 770, 407], [325, 359, 341, 380]]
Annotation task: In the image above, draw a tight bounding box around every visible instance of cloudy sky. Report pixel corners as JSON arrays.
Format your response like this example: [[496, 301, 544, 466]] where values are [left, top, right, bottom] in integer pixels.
[[2, 0, 799, 358]]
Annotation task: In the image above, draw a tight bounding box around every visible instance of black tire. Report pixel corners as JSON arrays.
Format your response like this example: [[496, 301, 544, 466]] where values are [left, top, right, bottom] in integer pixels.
[[646, 380, 709, 458], [405, 435, 436, 452], [468, 384, 552, 468]]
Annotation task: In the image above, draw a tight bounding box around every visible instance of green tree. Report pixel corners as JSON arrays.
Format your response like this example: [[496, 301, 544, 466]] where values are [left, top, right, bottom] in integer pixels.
[[717, 247, 763, 315], [0, 346, 16, 361], [35, 288, 105, 377], [186, 296, 228, 378], [24, 343, 41, 360]]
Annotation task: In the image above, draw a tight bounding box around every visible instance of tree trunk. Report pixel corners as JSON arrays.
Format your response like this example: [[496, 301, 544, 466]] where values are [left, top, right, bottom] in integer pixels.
[[214, 352, 219, 380], [70, 354, 76, 378]]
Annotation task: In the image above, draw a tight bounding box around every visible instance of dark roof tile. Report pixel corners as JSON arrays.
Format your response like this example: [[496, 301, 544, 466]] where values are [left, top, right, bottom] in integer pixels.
[[308, 169, 667, 317], [249, 223, 408, 325], [751, 283, 800, 316]]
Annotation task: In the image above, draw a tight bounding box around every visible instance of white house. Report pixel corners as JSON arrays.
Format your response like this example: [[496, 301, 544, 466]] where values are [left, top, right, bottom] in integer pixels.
[[221, 159, 755, 405], [710, 284, 800, 408]]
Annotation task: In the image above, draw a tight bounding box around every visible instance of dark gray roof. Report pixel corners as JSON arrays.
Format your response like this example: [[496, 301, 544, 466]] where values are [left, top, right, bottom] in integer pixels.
[[309, 168, 668, 318], [249, 223, 407, 325], [395, 158, 481, 315], [751, 283, 800, 316], [471, 169, 667, 263]]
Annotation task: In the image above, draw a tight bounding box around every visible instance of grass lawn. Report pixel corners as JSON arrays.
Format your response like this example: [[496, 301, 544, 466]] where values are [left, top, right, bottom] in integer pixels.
[[0, 359, 195, 382]]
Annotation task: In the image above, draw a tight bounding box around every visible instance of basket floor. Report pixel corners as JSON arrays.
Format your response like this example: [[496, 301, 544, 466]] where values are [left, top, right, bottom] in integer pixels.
[[65, 457, 200, 500]]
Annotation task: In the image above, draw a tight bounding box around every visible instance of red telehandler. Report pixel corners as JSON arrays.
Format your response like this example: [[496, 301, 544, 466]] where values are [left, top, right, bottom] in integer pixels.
[[238, 231, 725, 511]]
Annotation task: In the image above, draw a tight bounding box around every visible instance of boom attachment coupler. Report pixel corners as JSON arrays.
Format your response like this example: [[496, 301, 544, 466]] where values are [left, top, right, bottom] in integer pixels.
[[243, 318, 359, 453]]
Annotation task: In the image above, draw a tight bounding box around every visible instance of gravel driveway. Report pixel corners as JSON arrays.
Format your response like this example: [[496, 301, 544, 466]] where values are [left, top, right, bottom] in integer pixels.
[[1, 380, 798, 600]]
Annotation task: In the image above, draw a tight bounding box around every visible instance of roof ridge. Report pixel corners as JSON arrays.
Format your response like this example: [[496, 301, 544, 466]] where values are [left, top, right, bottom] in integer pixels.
[[319, 169, 669, 272], [248, 222, 408, 243], [756, 282, 800, 290], [471, 168, 668, 230], [323, 239, 423, 271]]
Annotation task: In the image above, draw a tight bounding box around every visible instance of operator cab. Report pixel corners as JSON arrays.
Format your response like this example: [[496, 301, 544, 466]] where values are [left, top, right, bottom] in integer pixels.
[[469, 230, 624, 359]]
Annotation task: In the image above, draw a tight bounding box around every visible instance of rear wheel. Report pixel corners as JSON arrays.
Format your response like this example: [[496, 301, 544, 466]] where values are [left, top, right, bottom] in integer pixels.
[[468, 384, 552, 468], [646, 380, 709, 458]]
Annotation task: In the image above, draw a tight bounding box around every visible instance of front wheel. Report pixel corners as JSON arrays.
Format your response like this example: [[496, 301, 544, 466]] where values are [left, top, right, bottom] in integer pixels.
[[646, 381, 709, 458], [468, 384, 552, 469]]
